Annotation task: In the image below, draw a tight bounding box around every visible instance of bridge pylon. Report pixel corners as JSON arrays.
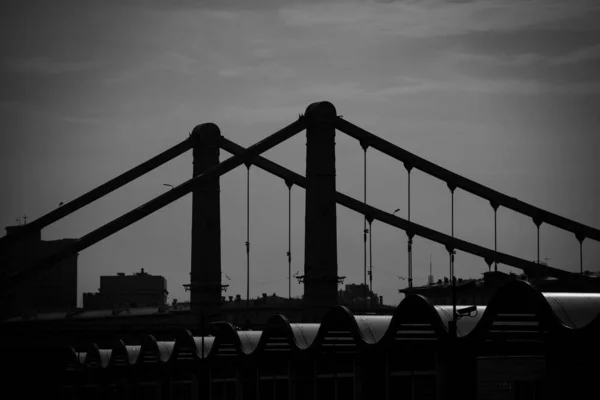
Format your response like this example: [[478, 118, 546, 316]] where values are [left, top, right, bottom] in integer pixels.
[[303, 101, 339, 320], [189, 123, 223, 325]]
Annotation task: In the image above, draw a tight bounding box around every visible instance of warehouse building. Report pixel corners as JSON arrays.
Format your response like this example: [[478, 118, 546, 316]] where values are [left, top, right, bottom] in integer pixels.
[[3, 280, 600, 399]]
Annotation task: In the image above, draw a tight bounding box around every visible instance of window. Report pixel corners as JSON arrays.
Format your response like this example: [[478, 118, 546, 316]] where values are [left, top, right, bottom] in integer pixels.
[[171, 380, 193, 400], [107, 384, 126, 400], [60, 386, 77, 400], [514, 380, 542, 400], [138, 383, 160, 400], [414, 375, 436, 400], [211, 380, 236, 400], [389, 375, 411, 399], [275, 379, 289, 400], [316, 356, 355, 400], [337, 377, 354, 399], [258, 380, 274, 400], [316, 378, 335, 400]]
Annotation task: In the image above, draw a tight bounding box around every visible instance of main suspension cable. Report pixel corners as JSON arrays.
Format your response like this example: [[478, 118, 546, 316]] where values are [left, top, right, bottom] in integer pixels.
[[286, 180, 293, 300], [245, 163, 251, 309]]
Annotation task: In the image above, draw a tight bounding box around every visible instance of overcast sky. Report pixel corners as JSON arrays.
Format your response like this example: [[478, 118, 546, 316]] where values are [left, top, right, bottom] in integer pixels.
[[1, 0, 599, 307]]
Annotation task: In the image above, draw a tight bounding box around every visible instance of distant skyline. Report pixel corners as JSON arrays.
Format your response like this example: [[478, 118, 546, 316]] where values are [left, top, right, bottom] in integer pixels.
[[2, 0, 599, 307]]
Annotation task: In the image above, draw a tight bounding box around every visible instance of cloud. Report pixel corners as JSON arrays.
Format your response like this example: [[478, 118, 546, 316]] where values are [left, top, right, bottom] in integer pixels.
[[204, 9, 247, 21], [1, 57, 102, 75], [0, 100, 108, 125], [212, 104, 306, 125], [549, 45, 600, 66], [217, 63, 296, 80], [374, 75, 600, 96], [446, 44, 600, 67], [105, 52, 203, 83], [278, 0, 598, 38], [60, 115, 105, 125], [297, 81, 366, 100]]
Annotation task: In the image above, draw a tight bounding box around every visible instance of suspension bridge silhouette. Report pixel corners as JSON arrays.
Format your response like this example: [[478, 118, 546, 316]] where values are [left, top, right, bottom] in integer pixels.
[[2, 100, 599, 322], [3, 101, 600, 400]]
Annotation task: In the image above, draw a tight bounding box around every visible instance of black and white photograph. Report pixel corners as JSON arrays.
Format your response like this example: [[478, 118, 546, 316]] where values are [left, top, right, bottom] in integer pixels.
[[1, 1, 599, 398]]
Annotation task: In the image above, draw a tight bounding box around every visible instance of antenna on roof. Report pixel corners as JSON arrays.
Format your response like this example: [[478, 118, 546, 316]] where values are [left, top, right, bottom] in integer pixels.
[[427, 253, 434, 285]]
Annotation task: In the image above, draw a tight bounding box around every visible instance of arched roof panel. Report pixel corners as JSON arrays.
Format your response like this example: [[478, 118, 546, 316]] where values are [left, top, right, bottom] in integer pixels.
[[210, 322, 247, 357], [353, 315, 392, 344], [542, 292, 600, 329], [236, 331, 263, 354], [260, 314, 319, 351], [388, 295, 447, 341], [62, 346, 79, 372], [433, 306, 486, 338], [138, 335, 173, 365], [468, 280, 562, 340], [108, 340, 136, 367], [192, 337, 215, 359], [83, 344, 107, 369], [316, 306, 363, 350], [125, 345, 141, 365], [156, 341, 175, 362], [99, 349, 112, 368], [289, 323, 320, 349]]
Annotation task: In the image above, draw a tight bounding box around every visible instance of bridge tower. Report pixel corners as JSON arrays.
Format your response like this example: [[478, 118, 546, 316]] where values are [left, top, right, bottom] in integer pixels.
[[190, 123, 223, 323], [303, 101, 339, 319]]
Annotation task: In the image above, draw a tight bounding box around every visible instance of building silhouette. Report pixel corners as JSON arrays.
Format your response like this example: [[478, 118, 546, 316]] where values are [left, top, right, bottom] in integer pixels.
[[0, 225, 77, 318], [83, 268, 167, 310], [338, 283, 385, 307]]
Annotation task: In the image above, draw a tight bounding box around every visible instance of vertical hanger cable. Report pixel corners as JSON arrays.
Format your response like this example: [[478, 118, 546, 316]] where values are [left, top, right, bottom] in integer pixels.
[[369, 219, 374, 295], [245, 164, 251, 309], [286, 181, 292, 300], [408, 170, 412, 288], [362, 144, 368, 308]]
